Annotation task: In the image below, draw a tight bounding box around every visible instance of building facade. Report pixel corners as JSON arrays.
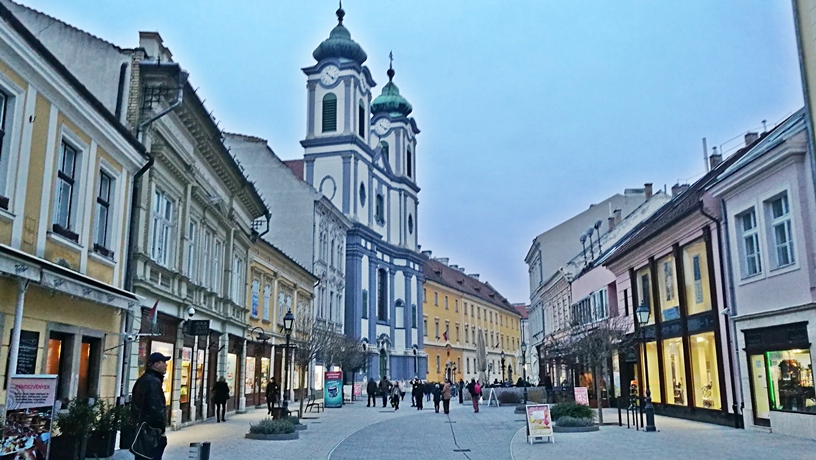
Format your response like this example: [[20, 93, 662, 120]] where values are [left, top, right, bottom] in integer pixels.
[[0, 2, 145, 406], [300, 7, 426, 380]]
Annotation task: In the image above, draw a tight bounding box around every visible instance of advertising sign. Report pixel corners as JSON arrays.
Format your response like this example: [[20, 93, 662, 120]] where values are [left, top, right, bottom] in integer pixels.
[[525, 404, 554, 444], [353, 383, 362, 397], [1, 375, 58, 460], [574, 386, 589, 405], [324, 371, 343, 408]]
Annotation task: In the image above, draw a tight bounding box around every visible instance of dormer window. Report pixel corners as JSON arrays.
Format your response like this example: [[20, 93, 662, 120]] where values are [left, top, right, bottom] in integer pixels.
[[322, 93, 337, 132]]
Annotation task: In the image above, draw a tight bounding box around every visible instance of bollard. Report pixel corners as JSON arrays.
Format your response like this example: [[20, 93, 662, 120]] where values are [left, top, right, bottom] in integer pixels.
[[188, 442, 211, 460]]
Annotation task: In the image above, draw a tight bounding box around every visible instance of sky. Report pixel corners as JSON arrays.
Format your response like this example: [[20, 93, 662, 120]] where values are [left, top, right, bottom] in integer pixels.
[[15, 0, 804, 303]]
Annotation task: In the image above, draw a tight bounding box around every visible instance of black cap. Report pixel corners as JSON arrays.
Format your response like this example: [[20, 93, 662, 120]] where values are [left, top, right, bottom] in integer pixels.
[[148, 352, 171, 365]]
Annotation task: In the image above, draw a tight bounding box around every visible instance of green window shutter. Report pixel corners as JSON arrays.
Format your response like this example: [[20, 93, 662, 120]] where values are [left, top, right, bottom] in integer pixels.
[[322, 93, 337, 132]]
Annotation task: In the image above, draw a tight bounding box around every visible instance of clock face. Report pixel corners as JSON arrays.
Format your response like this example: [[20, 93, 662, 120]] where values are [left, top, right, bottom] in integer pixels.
[[373, 118, 391, 136], [320, 65, 339, 86]]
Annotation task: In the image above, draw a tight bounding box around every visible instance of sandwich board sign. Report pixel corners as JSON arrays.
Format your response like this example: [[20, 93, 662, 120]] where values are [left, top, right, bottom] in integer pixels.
[[525, 404, 554, 444]]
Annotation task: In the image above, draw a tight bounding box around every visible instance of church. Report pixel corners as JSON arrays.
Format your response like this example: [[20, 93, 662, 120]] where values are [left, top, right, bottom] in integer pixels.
[[300, 5, 427, 381]]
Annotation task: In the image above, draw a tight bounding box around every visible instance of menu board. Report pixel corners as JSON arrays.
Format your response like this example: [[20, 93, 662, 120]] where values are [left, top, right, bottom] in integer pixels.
[[525, 404, 554, 444], [1, 375, 57, 459], [14, 331, 39, 375]]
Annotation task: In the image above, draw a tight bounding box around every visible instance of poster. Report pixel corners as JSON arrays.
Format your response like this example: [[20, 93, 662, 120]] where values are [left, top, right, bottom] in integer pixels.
[[324, 371, 343, 408], [353, 383, 362, 397], [1, 375, 57, 460], [525, 404, 553, 439], [574, 386, 589, 405]]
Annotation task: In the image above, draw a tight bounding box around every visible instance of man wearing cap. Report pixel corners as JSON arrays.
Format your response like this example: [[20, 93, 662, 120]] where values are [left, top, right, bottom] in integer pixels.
[[131, 352, 170, 459]]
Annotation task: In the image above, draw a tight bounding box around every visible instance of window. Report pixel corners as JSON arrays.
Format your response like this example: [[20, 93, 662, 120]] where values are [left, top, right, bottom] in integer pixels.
[[186, 222, 197, 279], [359, 183, 366, 207], [379, 141, 389, 166], [767, 194, 794, 268], [231, 257, 244, 304], [423, 288, 426, 304], [683, 240, 711, 315], [361, 289, 368, 319], [263, 284, 271, 321], [739, 209, 761, 277], [465, 326, 469, 344], [436, 355, 440, 373], [435, 319, 439, 339], [424, 318, 427, 336], [411, 304, 417, 328], [375, 194, 385, 224], [636, 267, 654, 325], [434, 292, 438, 306], [445, 296, 449, 310], [454, 299, 458, 312], [0, 90, 11, 205], [657, 254, 679, 322], [212, 240, 222, 293], [322, 93, 337, 132], [330, 238, 335, 267], [408, 214, 413, 235], [201, 231, 211, 286], [0, 90, 7, 158], [466, 357, 470, 373], [54, 142, 79, 235], [151, 190, 174, 267], [406, 148, 412, 178], [377, 268, 387, 321], [250, 280, 260, 318], [477, 307, 481, 319], [358, 99, 365, 137], [93, 171, 113, 253]]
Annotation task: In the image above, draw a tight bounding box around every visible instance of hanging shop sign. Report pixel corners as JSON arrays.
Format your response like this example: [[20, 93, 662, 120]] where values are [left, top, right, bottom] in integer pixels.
[[525, 404, 554, 444], [1, 375, 58, 460], [324, 371, 343, 408], [186, 320, 211, 336]]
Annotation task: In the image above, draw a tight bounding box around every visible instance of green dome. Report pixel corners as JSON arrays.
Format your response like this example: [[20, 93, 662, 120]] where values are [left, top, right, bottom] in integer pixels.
[[312, 7, 367, 65], [371, 68, 412, 117]]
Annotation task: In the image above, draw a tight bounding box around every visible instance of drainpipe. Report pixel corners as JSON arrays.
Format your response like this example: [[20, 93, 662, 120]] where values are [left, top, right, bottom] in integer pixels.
[[700, 203, 743, 429], [119, 66, 189, 398]]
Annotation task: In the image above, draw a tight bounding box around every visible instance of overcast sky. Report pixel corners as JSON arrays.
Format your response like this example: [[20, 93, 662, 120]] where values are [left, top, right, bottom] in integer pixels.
[[17, 0, 803, 303]]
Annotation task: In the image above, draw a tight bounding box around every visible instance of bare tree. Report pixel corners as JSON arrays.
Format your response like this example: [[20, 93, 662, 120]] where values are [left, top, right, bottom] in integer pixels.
[[290, 313, 335, 417], [565, 314, 636, 424], [334, 335, 367, 401]]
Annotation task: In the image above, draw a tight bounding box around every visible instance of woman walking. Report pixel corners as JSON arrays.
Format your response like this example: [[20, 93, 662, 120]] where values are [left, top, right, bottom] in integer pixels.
[[442, 379, 452, 414], [391, 381, 402, 411], [212, 376, 231, 422]]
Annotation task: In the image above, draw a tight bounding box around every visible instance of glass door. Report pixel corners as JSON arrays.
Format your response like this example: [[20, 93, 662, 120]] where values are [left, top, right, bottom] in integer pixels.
[[749, 353, 770, 425]]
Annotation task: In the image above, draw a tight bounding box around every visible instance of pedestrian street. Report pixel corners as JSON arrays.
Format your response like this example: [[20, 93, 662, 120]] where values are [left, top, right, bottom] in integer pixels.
[[112, 399, 816, 460]]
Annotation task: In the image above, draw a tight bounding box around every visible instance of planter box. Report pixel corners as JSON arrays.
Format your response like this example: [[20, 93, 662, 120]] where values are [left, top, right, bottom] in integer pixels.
[[245, 432, 299, 441], [294, 424, 307, 431], [49, 435, 84, 460], [553, 425, 599, 433], [86, 430, 117, 458]]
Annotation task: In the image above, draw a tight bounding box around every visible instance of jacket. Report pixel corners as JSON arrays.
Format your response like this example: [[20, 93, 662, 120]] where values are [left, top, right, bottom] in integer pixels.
[[378, 378, 391, 395], [366, 379, 377, 394], [266, 382, 279, 400], [130, 369, 167, 433], [442, 382, 451, 400], [212, 381, 231, 404], [432, 384, 442, 402], [391, 385, 401, 398]]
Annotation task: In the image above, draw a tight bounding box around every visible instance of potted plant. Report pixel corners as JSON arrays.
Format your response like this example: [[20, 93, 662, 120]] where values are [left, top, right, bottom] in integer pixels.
[[550, 402, 598, 432], [86, 400, 125, 458], [245, 417, 298, 440], [52, 398, 95, 460]]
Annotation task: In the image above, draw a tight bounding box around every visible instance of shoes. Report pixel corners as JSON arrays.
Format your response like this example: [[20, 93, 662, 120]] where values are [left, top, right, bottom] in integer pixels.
[[367, 404, 370, 407]]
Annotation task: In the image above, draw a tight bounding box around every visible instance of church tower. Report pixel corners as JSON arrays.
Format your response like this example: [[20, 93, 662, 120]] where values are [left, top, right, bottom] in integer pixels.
[[302, 5, 426, 381]]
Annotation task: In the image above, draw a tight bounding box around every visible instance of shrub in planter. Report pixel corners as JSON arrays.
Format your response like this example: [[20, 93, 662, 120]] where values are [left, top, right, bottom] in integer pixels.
[[497, 391, 521, 404], [285, 415, 301, 425], [550, 401, 594, 421], [248, 418, 295, 435], [87, 400, 126, 458], [555, 416, 595, 427], [53, 398, 96, 460]]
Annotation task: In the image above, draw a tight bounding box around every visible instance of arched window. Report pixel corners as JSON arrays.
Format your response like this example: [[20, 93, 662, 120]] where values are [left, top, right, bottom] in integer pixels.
[[380, 141, 389, 167], [408, 214, 413, 235], [375, 194, 385, 224], [330, 238, 335, 267], [377, 268, 387, 321], [322, 93, 337, 132], [406, 148, 413, 178], [358, 99, 366, 137]]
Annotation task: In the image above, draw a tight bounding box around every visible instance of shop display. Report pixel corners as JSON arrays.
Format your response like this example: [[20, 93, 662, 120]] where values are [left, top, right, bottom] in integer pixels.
[[151, 342, 174, 404], [767, 350, 815, 413], [180, 348, 192, 404]]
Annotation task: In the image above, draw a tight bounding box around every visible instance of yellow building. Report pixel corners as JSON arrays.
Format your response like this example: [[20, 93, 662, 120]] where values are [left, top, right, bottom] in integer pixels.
[[244, 238, 316, 407], [422, 257, 522, 385], [0, 5, 147, 403]]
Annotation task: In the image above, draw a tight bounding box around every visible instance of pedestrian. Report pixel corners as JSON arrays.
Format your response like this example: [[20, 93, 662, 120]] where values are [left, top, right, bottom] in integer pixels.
[[391, 382, 401, 410], [432, 382, 442, 413], [458, 379, 465, 405], [442, 379, 452, 414], [211, 376, 230, 423], [366, 378, 377, 407], [266, 378, 279, 416], [424, 381, 432, 401], [412, 379, 424, 410], [130, 352, 170, 460], [379, 376, 391, 408], [466, 378, 481, 413]]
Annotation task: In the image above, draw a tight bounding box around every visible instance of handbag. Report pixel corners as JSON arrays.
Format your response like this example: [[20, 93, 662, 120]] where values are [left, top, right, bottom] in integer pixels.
[[130, 421, 162, 459]]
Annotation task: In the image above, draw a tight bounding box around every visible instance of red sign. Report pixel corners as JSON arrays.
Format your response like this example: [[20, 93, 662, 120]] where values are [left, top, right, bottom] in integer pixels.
[[574, 387, 589, 405], [325, 371, 343, 380]]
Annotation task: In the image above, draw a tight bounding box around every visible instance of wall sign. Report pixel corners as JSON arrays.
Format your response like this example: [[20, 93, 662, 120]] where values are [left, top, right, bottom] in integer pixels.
[[16, 331, 40, 375]]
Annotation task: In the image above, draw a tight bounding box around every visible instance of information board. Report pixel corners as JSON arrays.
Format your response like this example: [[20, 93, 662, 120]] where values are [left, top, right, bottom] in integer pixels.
[[324, 371, 343, 408], [525, 404, 554, 444], [1, 375, 57, 460]]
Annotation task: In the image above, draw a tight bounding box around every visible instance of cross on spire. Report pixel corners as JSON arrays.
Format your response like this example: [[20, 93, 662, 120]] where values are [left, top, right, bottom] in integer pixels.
[[387, 51, 395, 81]]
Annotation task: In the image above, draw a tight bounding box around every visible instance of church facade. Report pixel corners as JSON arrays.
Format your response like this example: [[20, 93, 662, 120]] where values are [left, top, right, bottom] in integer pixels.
[[300, 6, 427, 380]]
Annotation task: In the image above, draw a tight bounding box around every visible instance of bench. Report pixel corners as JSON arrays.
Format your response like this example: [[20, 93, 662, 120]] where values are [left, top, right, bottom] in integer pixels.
[[305, 394, 324, 413]]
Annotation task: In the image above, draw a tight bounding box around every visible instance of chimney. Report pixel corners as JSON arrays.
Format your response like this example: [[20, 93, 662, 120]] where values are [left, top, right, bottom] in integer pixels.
[[458, 267, 465, 273], [744, 132, 759, 146], [607, 216, 615, 231], [437, 257, 449, 266], [671, 183, 690, 197], [709, 147, 722, 169], [139, 31, 174, 62], [614, 209, 622, 225], [468, 274, 480, 281], [421, 250, 432, 258], [644, 183, 653, 199], [450, 264, 459, 270]]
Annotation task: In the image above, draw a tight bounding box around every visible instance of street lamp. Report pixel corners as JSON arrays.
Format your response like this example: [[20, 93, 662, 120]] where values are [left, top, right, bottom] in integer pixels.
[[500, 351, 506, 383], [282, 308, 294, 409], [521, 340, 528, 404], [635, 301, 656, 432], [249, 326, 271, 344]]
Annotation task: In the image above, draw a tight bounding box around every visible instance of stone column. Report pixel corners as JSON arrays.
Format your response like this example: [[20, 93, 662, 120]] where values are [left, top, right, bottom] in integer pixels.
[[238, 338, 247, 413]]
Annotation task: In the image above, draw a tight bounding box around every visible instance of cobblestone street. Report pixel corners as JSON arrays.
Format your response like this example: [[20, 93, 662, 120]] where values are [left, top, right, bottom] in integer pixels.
[[110, 400, 816, 460]]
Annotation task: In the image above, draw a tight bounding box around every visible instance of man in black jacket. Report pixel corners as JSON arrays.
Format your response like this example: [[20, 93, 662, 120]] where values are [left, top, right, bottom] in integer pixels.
[[378, 376, 391, 408], [266, 378, 279, 415], [366, 378, 377, 407], [131, 352, 170, 460]]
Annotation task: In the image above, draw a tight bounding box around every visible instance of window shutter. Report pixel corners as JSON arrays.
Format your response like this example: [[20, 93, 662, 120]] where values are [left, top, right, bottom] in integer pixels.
[[322, 93, 337, 132]]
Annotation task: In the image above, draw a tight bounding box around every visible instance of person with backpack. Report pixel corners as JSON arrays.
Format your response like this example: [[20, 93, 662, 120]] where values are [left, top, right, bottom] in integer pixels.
[[466, 378, 481, 413]]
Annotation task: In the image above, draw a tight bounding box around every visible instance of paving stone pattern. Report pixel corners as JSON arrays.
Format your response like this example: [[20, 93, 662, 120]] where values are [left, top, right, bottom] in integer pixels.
[[111, 401, 816, 460]]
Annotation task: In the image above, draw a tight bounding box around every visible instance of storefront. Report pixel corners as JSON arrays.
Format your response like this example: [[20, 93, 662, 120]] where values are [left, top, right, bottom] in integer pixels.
[[742, 322, 815, 428], [138, 310, 180, 424], [226, 335, 243, 412], [245, 341, 272, 408]]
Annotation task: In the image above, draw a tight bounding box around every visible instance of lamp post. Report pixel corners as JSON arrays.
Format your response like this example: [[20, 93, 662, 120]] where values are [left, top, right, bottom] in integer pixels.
[[500, 351, 506, 383], [635, 301, 656, 432], [282, 308, 294, 410], [521, 340, 528, 404]]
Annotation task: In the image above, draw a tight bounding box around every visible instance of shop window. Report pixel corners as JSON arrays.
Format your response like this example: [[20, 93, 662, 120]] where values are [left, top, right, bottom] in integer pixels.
[[765, 349, 814, 414], [642, 341, 661, 403], [636, 267, 655, 325], [662, 337, 686, 405], [47, 332, 72, 402], [690, 332, 720, 409], [151, 341, 174, 404], [245, 356, 256, 397], [682, 240, 711, 316], [657, 254, 680, 322], [181, 347, 193, 405]]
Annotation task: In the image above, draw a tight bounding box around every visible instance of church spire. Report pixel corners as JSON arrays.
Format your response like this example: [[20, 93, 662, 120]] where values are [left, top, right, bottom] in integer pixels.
[[387, 51, 395, 82], [337, 1, 345, 24]]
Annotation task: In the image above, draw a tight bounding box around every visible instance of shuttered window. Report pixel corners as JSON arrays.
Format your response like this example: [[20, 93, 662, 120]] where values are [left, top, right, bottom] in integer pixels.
[[322, 93, 337, 132], [358, 99, 365, 137]]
